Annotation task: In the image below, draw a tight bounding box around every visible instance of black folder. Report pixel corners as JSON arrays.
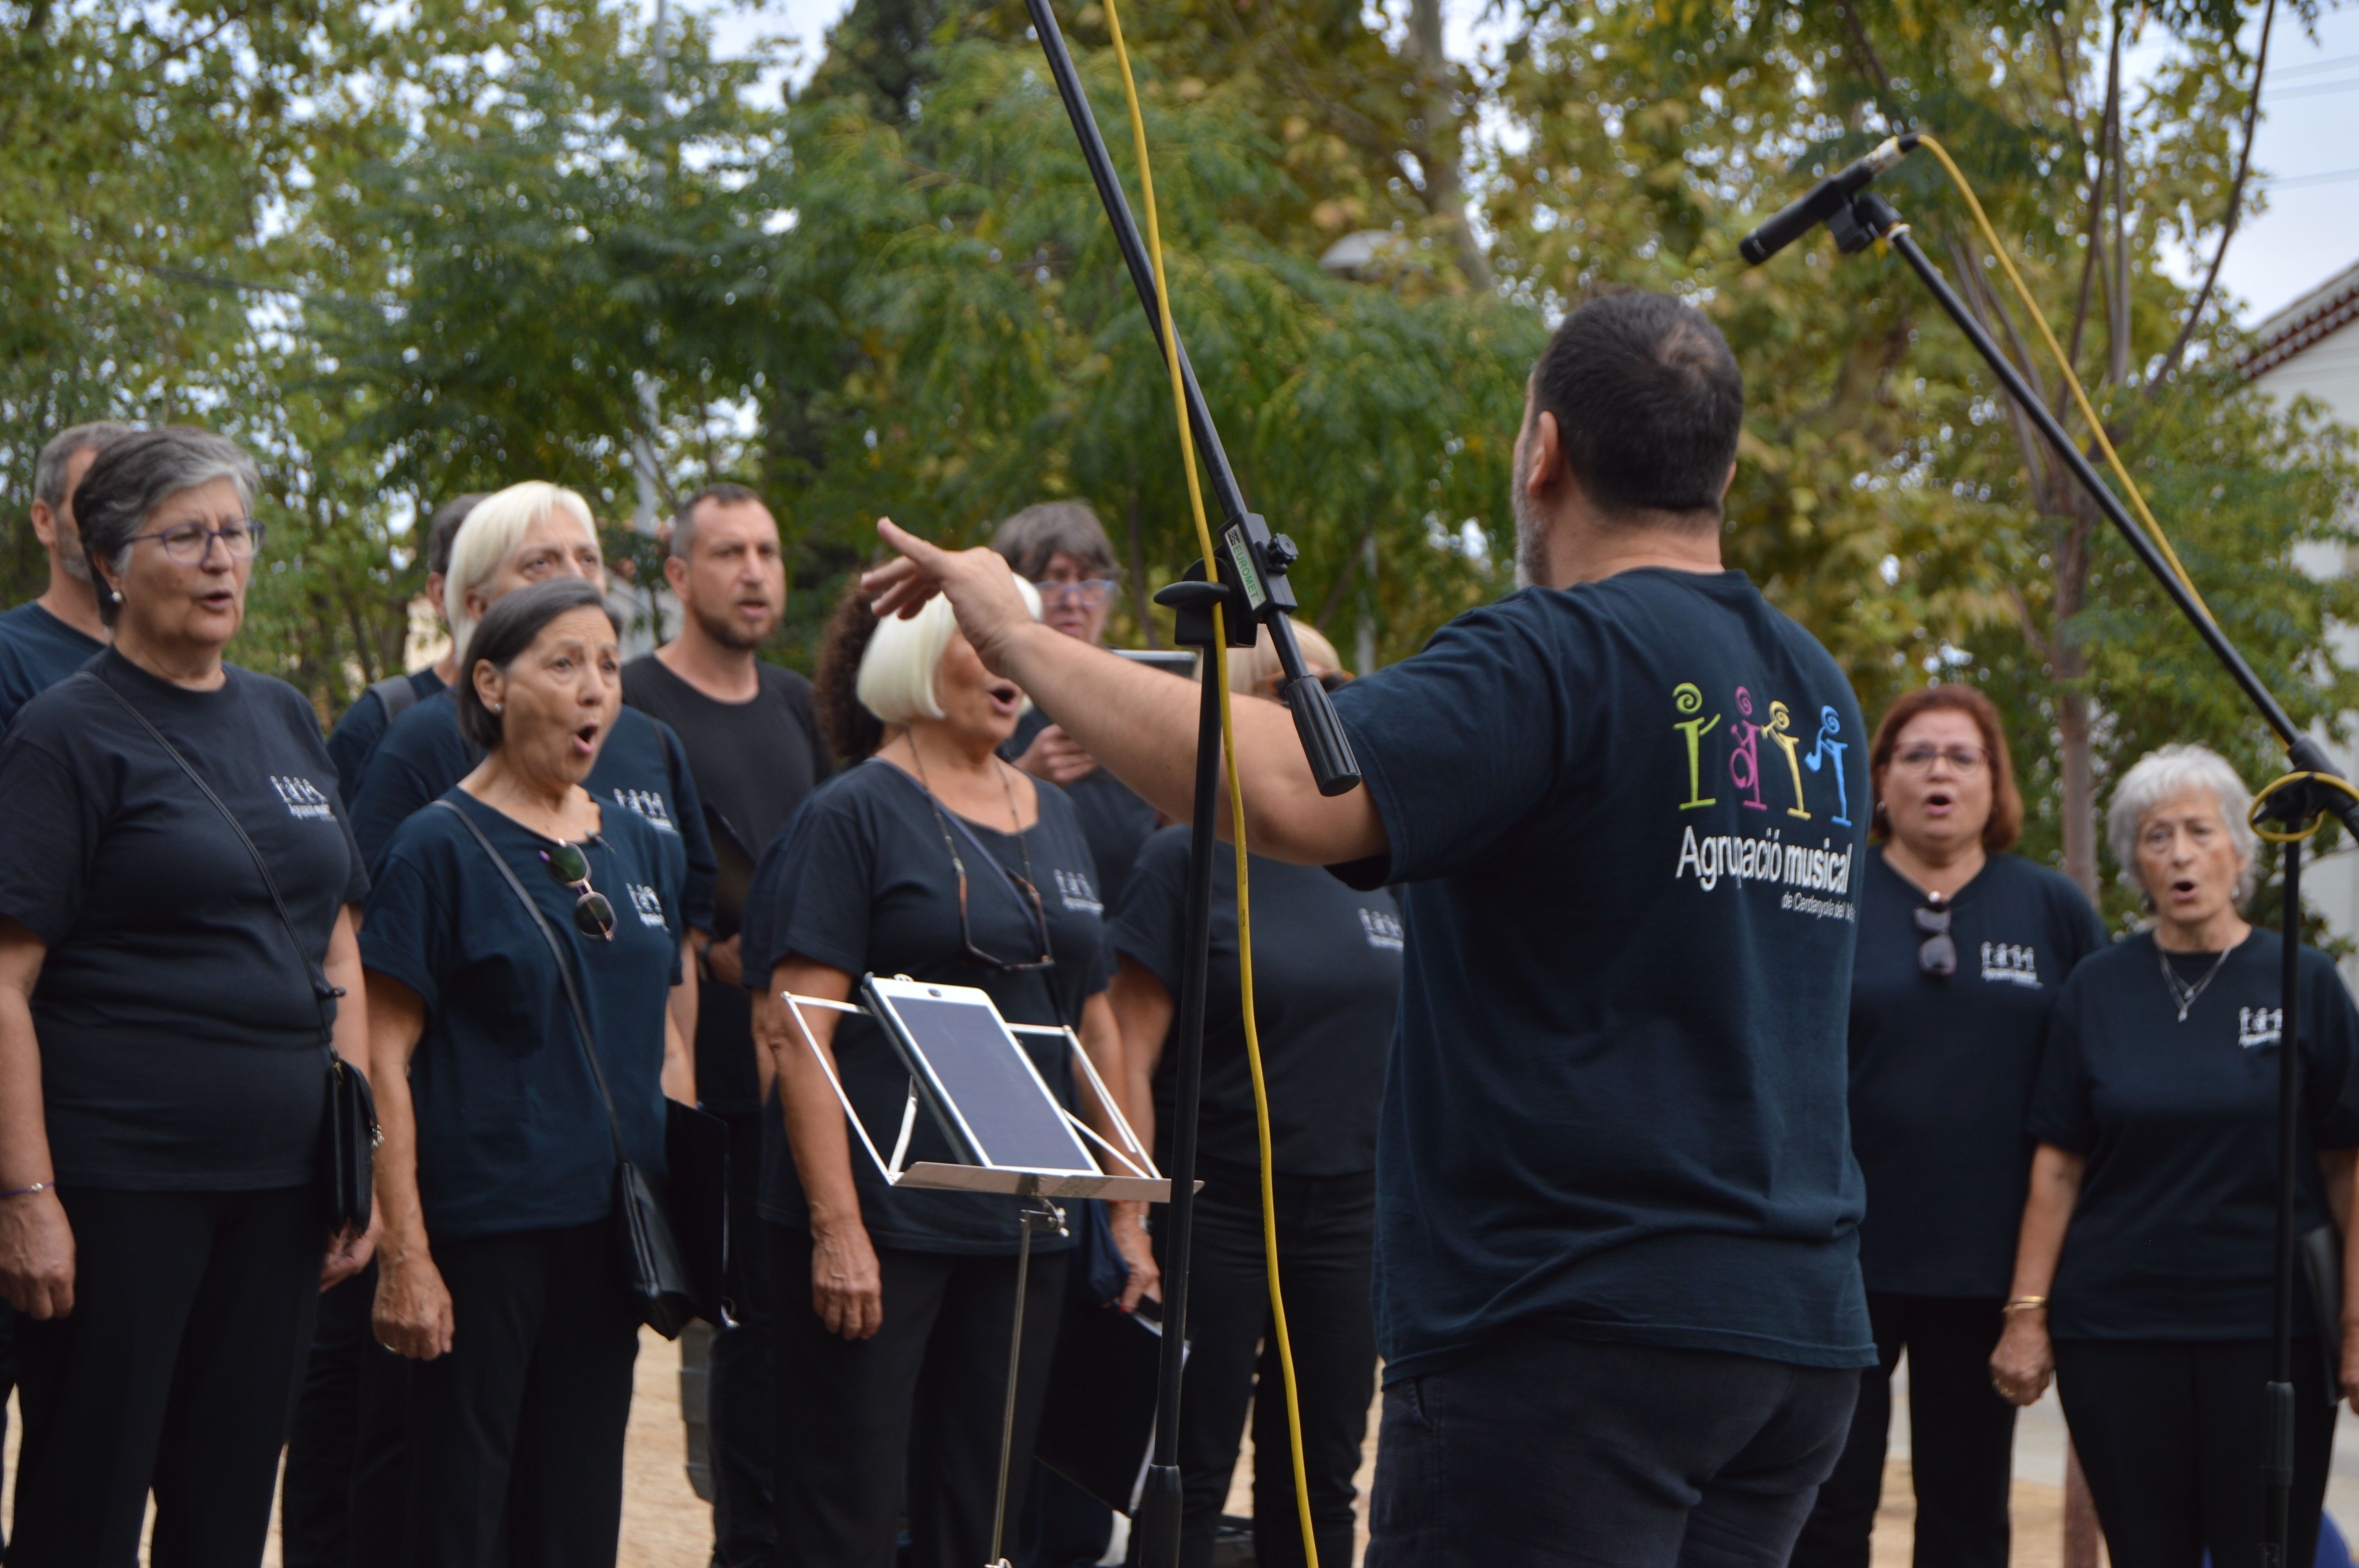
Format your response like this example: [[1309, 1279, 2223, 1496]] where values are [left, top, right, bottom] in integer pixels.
[[665, 1099, 731, 1326], [1036, 1300, 1178, 1515]]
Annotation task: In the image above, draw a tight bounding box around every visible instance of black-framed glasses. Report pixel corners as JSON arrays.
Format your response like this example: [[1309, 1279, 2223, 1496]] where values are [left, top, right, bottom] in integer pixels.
[[1894, 744, 1988, 775], [1914, 903, 1957, 978], [1035, 577, 1115, 609], [127, 518, 265, 565], [541, 838, 616, 942]]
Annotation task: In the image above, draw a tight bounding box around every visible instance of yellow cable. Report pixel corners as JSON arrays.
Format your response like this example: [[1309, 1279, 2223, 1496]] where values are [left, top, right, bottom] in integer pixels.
[[1097, 5, 1322, 1562], [1911, 133, 2216, 628]]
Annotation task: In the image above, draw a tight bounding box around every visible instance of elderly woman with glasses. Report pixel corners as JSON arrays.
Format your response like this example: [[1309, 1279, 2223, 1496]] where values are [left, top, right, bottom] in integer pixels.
[[1990, 743, 2359, 1568], [1793, 685, 2107, 1568], [0, 427, 376, 1567], [356, 579, 692, 1566], [745, 571, 1144, 1568]]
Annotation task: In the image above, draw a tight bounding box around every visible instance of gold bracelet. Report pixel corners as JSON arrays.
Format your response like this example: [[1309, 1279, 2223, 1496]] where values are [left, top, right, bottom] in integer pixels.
[[2003, 1295, 2048, 1313]]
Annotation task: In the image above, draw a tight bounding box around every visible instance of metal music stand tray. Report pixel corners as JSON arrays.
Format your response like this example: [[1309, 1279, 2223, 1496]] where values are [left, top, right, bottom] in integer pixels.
[[778, 973, 1174, 1568]]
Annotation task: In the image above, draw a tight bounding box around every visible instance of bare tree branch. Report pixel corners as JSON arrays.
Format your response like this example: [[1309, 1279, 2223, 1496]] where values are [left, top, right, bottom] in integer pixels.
[[1832, 0, 1901, 119], [2154, 0, 2277, 385], [2107, 20, 2130, 389], [2063, 13, 2118, 412]]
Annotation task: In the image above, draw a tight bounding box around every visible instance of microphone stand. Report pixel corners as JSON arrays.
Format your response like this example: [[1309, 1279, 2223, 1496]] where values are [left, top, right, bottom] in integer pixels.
[[1015, 3, 1363, 1563], [1747, 179, 2357, 1568]]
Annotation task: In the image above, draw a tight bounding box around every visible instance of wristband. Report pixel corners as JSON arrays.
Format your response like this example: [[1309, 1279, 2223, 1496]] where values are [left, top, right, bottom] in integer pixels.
[[2003, 1295, 2048, 1313], [0, 1181, 53, 1199]]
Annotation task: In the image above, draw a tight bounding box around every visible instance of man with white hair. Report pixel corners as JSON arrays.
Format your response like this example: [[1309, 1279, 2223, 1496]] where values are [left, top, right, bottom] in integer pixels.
[[0, 421, 130, 729]]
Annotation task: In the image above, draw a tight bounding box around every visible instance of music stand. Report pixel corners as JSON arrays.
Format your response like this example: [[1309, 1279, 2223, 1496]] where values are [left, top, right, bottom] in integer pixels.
[[780, 975, 1174, 1566]]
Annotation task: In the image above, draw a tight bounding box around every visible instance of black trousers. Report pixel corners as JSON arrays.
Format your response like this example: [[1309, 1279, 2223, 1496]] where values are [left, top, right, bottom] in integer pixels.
[[11, 1185, 323, 1568], [2053, 1338, 2337, 1568], [281, 1261, 378, 1567], [1129, 1161, 1377, 1568], [711, 1108, 779, 1567], [1790, 1293, 2016, 1568], [770, 1223, 1068, 1568], [1365, 1330, 1859, 1568], [353, 1221, 640, 1568]]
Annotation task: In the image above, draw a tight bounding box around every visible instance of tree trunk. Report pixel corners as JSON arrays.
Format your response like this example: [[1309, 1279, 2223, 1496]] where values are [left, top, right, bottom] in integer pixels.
[[1126, 494, 1159, 648], [2055, 506, 2100, 902], [1407, 0, 1490, 291]]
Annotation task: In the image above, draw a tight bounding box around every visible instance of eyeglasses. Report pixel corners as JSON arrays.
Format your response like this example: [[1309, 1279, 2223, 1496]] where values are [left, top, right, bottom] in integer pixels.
[[1894, 744, 1988, 775], [1035, 578, 1115, 609], [126, 518, 265, 565], [917, 796, 1055, 973], [1914, 903, 1957, 978], [540, 839, 617, 941]]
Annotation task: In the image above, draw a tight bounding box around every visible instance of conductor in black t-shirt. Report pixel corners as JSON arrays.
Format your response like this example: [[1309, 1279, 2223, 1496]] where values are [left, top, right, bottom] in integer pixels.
[[864, 290, 1877, 1567], [0, 427, 377, 1567], [1792, 685, 2105, 1568], [621, 482, 831, 1568]]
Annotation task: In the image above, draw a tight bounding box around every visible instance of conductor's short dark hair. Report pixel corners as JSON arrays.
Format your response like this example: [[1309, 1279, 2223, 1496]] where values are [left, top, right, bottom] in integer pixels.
[[1530, 291, 1743, 519], [454, 578, 619, 750], [425, 493, 487, 581]]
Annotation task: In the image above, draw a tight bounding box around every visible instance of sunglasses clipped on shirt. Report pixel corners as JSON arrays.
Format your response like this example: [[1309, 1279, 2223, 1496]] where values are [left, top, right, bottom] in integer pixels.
[[1914, 901, 1957, 978], [540, 838, 617, 942]]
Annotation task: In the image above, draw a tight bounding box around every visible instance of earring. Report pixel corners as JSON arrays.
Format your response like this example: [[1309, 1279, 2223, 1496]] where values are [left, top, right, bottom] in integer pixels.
[[489, 702, 502, 713], [110, 589, 122, 604]]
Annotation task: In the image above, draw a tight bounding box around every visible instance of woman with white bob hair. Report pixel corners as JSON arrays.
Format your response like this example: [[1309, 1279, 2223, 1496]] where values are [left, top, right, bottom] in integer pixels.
[[1990, 743, 2359, 1568], [743, 572, 1149, 1568]]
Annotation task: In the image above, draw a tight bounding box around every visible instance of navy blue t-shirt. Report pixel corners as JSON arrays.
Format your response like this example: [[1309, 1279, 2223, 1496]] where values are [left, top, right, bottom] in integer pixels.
[[1326, 568, 1876, 1381], [325, 666, 448, 808], [1848, 851, 2108, 1297], [1005, 706, 1160, 911], [1112, 824, 1402, 1177], [0, 649, 368, 1189], [0, 600, 105, 732], [359, 789, 685, 1240], [742, 759, 1112, 1254], [348, 687, 716, 932], [2028, 928, 2359, 1342]]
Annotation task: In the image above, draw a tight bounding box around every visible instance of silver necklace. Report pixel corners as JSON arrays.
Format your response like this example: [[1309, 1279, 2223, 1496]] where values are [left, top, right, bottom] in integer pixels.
[[2157, 942, 2234, 1023]]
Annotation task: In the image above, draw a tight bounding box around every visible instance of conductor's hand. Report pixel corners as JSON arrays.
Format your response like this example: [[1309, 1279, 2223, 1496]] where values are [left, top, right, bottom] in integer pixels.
[[321, 1207, 381, 1292], [812, 1218, 884, 1340], [1110, 1202, 1160, 1312], [2341, 1314, 2359, 1413], [375, 1250, 455, 1360], [1015, 724, 1100, 788], [863, 519, 1036, 675], [1988, 1310, 2053, 1406], [0, 1189, 75, 1319]]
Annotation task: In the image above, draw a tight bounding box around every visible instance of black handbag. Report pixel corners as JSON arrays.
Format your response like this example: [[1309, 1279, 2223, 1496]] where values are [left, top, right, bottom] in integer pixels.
[[78, 673, 377, 1231], [434, 800, 722, 1338]]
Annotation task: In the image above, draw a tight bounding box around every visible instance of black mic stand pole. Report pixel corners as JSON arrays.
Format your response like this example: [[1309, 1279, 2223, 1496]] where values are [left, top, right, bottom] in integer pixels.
[[1012, 4, 1362, 1564], [1748, 181, 2357, 1568]]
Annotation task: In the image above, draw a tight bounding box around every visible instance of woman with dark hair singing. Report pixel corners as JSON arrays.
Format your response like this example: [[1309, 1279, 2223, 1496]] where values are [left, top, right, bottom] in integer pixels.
[[1792, 684, 2106, 1568], [356, 578, 692, 1566]]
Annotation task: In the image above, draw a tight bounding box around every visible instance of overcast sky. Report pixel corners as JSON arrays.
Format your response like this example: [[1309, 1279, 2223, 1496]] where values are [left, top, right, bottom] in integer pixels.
[[678, 0, 2359, 326]]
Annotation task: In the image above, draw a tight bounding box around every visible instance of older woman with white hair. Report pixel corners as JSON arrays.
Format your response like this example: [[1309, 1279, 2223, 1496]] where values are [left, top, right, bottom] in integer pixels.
[[743, 576, 1144, 1568], [1990, 743, 2359, 1568], [0, 427, 376, 1566]]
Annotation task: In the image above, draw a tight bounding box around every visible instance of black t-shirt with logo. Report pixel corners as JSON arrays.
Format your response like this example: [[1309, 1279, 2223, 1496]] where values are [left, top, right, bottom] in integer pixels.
[[0, 600, 105, 732], [1325, 569, 1876, 1382], [1848, 851, 2108, 1297], [325, 666, 449, 808], [1111, 824, 1401, 1177], [2029, 927, 2359, 1341], [348, 687, 715, 932], [359, 789, 684, 1240], [741, 759, 1113, 1254], [621, 654, 834, 1113], [0, 648, 369, 1189], [1004, 706, 1160, 911]]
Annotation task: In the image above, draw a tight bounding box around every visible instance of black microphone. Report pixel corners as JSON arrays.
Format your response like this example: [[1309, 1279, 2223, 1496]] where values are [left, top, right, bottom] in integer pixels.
[[1739, 134, 1918, 265]]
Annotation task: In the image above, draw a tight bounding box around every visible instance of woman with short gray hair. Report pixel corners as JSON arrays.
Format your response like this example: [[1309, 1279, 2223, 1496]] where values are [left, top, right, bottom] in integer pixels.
[[0, 426, 378, 1566], [1990, 742, 2359, 1568]]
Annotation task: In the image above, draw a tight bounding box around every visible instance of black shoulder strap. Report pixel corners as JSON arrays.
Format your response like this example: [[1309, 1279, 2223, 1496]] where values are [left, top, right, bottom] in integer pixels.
[[430, 799, 629, 1165], [76, 671, 340, 1045], [368, 672, 422, 725]]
